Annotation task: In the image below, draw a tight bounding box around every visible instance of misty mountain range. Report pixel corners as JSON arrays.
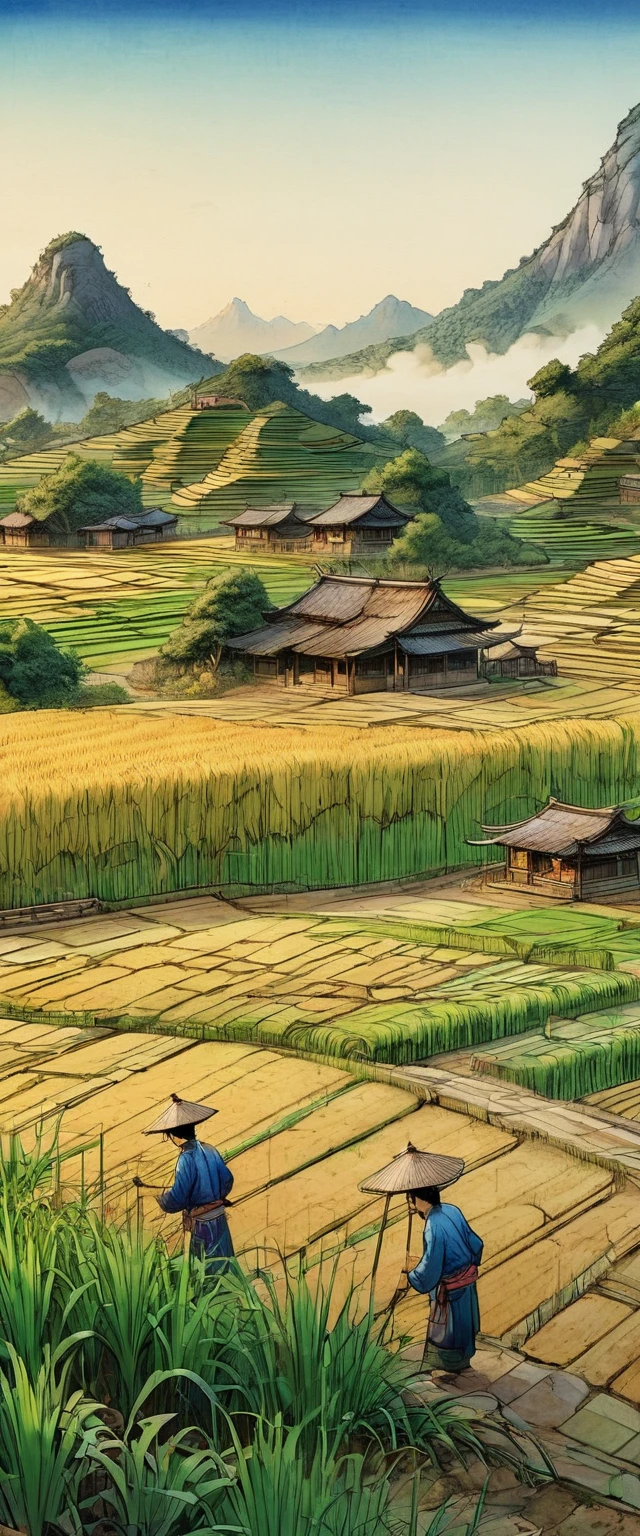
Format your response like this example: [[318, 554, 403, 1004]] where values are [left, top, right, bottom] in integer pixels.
[[186, 295, 433, 366]]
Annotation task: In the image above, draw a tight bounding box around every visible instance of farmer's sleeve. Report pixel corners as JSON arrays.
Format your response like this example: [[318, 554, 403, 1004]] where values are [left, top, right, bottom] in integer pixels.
[[158, 1152, 195, 1213], [408, 1218, 445, 1294]]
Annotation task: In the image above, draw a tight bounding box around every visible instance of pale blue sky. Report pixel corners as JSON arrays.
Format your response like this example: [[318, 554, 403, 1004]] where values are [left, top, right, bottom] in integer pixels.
[[1, 5, 639, 329]]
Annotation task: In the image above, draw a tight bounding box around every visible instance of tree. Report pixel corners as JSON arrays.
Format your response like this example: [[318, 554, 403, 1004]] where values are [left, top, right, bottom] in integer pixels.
[[361, 448, 478, 543], [389, 511, 540, 576], [0, 408, 51, 456], [162, 570, 271, 670], [380, 409, 445, 457], [16, 455, 143, 534], [325, 394, 372, 434], [0, 619, 84, 707], [78, 392, 167, 437], [527, 359, 573, 400], [207, 354, 295, 412]]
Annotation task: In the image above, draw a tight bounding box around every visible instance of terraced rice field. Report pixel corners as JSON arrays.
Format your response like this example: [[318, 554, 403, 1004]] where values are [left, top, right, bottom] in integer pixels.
[[0, 540, 313, 666], [170, 401, 386, 519], [3, 896, 640, 1360], [0, 401, 385, 529], [507, 515, 640, 566], [502, 424, 640, 514], [501, 552, 640, 682]]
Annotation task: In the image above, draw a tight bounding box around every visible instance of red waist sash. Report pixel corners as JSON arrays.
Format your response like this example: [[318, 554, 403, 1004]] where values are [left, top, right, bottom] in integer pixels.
[[437, 1263, 478, 1302]]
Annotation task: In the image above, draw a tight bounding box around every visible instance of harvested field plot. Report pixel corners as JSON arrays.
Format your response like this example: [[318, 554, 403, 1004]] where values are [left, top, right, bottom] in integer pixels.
[[0, 540, 312, 666], [4, 1005, 639, 1352]]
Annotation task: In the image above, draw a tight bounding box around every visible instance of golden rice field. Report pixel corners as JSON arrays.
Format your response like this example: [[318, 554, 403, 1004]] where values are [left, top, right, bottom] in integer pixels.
[[1, 707, 640, 908], [6, 1005, 640, 1374]]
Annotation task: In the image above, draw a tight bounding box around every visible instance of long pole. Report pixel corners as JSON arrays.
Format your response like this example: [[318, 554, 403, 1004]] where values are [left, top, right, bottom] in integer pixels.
[[371, 1194, 392, 1288]]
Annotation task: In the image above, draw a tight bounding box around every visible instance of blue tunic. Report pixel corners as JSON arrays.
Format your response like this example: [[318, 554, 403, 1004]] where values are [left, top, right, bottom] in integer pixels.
[[158, 1139, 234, 1268], [408, 1202, 483, 1372]]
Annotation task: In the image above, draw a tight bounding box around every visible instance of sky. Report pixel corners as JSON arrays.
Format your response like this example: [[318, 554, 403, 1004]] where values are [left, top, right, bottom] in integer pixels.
[[0, 0, 639, 332]]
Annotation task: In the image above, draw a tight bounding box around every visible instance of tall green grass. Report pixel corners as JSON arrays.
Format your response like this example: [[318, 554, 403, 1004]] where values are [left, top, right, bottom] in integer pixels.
[[0, 1129, 546, 1535]]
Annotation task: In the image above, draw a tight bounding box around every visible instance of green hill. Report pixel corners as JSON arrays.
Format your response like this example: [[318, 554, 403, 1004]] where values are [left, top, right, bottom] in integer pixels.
[[0, 398, 388, 527], [171, 401, 388, 517], [0, 233, 215, 423]]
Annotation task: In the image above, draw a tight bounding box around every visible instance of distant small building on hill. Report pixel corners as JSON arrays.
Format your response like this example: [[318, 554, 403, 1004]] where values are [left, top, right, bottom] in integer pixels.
[[0, 511, 50, 548], [226, 573, 515, 693], [224, 504, 312, 554], [620, 475, 640, 504], [471, 798, 640, 900], [191, 392, 248, 411], [77, 508, 178, 550]]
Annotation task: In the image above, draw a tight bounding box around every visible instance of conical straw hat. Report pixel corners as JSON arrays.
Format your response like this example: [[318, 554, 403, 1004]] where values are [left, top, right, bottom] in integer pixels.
[[144, 1093, 218, 1135], [359, 1141, 464, 1194]]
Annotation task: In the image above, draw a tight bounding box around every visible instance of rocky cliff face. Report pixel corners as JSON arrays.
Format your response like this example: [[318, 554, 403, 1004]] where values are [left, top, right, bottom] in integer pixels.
[[0, 234, 216, 421], [300, 104, 640, 381]]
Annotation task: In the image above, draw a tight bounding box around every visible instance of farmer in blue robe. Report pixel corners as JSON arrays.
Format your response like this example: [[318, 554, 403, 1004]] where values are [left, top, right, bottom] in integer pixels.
[[405, 1186, 483, 1373], [142, 1093, 235, 1272]]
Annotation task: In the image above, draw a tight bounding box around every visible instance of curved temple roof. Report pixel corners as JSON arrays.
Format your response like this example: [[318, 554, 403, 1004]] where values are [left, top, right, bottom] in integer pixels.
[[470, 798, 640, 857]]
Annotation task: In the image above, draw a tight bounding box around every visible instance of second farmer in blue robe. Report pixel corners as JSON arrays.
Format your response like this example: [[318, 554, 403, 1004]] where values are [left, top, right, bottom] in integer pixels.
[[406, 1186, 483, 1373]]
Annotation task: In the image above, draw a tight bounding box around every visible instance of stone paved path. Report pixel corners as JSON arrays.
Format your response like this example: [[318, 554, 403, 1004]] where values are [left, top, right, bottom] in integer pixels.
[[390, 1061, 640, 1181], [404, 1338, 640, 1526]]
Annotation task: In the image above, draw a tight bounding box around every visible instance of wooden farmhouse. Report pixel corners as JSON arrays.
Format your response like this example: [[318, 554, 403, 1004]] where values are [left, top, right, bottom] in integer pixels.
[[0, 511, 50, 547], [224, 504, 311, 554], [620, 475, 640, 504], [307, 492, 410, 555], [472, 799, 640, 900], [481, 636, 557, 680], [225, 492, 411, 557], [226, 573, 512, 692], [77, 508, 178, 549]]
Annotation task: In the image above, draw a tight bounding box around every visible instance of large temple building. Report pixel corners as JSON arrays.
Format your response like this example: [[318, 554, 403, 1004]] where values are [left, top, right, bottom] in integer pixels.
[[226, 573, 514, 693], [472, 799, 640, 900]]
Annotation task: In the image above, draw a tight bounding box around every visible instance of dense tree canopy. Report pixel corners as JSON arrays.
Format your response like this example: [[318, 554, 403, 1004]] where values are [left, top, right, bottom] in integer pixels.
[[162, 570, 271, 669], [17, 454, 143, 533], [379, 409, 445, 458], [362, 448, 478, 543], [78, 392, 168, 437], [0, 619, 84, 707], [0, 407, 51, 457]]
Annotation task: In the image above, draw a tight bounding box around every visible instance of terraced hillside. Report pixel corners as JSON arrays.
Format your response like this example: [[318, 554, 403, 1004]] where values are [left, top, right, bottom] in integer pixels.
[[503, 423, 640, 513], [0, 400, 384, 528], [502, 552, 640, 680], [0, 541, 313, 666], [171, 401, 387, 518]]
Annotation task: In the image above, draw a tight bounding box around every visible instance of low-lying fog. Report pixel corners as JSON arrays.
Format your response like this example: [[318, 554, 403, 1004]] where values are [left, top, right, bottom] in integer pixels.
[[309, 323, 604, 427]]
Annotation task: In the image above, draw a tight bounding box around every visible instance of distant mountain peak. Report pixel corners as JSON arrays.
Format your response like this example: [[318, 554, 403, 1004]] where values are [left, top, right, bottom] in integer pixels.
[[0, 233, 216, 421], [271, 295, 434, 367], [299, 100, 640, 382], [189, 300, 318, 363]]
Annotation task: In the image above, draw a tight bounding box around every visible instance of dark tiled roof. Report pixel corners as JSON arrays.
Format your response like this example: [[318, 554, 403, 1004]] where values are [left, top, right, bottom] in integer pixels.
[[471, 799, 638, 856], [224, 504, 301, 529], [400, 629, 518, 656], [309, 493, 409, 528], [227, 575, 491, 659]]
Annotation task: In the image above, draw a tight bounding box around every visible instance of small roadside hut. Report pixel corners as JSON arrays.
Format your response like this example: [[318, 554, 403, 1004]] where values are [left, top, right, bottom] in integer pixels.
[[0, 511, 50, 548], [226, 573, 512, 692], [471, 798, 640, 899], [307, 492, 410, 555], [224, 504, 312, 554], [481, 636, 557, 679]]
